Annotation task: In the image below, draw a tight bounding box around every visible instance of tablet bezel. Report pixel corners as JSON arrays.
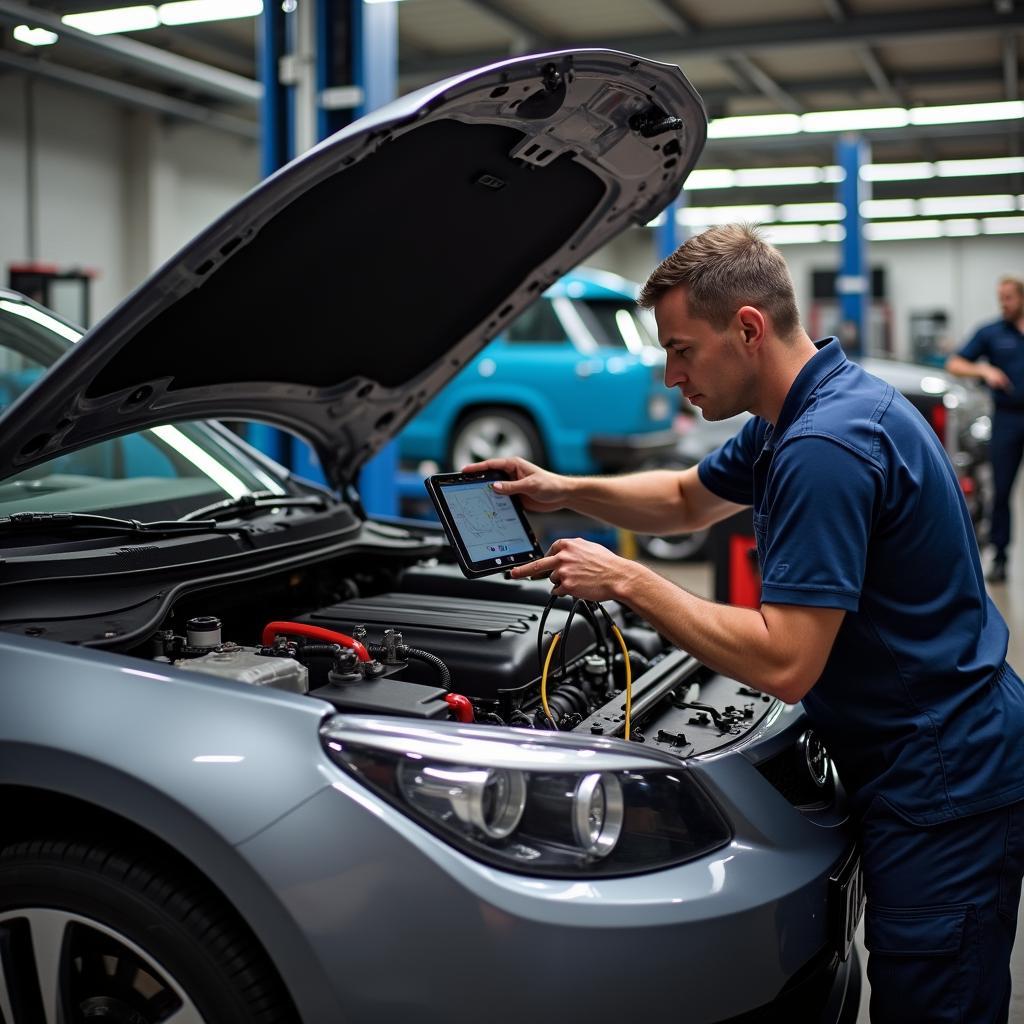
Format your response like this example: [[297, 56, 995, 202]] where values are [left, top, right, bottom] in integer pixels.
[[424, 469, 545, 578]]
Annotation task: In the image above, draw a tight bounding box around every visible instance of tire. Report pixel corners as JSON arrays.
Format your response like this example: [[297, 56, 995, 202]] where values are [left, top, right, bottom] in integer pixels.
[[449, 407, 545, 470], [0, 838, 297, 1024], [635, 528, 711, 562]]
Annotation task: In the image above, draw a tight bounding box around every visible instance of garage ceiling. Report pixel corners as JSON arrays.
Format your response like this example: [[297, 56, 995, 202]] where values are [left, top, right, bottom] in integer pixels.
[[1, 0, 1022, 211]]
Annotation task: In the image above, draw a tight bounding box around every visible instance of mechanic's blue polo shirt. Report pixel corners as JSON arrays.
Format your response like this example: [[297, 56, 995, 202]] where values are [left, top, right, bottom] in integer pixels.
[[957, 318, 1024, 411], [699, 338, 1024, 824]]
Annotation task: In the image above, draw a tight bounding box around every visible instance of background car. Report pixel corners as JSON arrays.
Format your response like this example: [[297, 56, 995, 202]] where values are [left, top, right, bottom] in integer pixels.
[[0, 52, 861, 1024], [397, 268, 679, 475], [636, 352, 992, 562]]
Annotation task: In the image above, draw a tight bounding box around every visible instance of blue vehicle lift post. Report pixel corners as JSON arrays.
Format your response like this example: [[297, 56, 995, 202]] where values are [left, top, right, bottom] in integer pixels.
[[837, 135, 871, 356]]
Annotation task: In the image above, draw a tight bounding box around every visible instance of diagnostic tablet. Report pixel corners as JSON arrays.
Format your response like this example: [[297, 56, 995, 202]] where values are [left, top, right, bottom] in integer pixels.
[[425, 470, 545, 578]]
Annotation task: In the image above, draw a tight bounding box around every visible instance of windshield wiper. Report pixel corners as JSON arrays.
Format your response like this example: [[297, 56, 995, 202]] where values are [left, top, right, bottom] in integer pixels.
[[178, 490, 332, 522], [0, 511, 239, 536]]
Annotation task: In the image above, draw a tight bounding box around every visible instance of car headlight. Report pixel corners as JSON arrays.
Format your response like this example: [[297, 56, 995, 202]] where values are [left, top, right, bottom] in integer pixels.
[[322, 717, 730, 877]]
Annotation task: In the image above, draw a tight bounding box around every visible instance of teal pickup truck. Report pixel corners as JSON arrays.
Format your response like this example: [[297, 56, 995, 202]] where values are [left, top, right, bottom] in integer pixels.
[[397, 269, 679, 475]]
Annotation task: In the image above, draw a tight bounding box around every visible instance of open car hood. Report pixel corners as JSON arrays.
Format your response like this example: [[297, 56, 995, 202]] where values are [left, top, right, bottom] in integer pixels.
[[0, 50, 705, 490]]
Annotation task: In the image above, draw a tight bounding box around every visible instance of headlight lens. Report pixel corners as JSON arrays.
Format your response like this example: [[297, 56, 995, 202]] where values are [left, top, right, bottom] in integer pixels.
[[323, 721, 730, 878]]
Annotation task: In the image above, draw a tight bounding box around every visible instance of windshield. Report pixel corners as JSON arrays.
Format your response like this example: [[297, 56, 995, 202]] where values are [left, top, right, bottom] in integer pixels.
[[0, 297, 284, 520], [575, 298, 660, 353]]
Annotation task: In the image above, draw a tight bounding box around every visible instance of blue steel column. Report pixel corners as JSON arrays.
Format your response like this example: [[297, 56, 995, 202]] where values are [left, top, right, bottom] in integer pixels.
[[836, 135, 870, 357], [249, 0, 292, 463], [354, 0, 399, 516]]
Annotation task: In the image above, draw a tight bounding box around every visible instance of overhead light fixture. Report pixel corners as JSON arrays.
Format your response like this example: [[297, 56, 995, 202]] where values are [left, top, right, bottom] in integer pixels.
[[12, 24, 58, 44], [861, 198, 917, 219], [760, 224, 827, 245], [861, 162, 934, 182], [734, 166, 831, 187], [936, 157, 1024, 178], [943, 219, 981, 237], [679, 204, 775, 225], [802, 107, 908, 133], [62, 4, 160, 33], [910, 100, 1024, 126], [919, 194, 1016, 216], [867, 220, 943, 240], [776, 202, 843, 222], [158, 0, 261, 24], [983, 216, 1024, 234], [683, 169, 736, 190], [707, 113, 801, 139]]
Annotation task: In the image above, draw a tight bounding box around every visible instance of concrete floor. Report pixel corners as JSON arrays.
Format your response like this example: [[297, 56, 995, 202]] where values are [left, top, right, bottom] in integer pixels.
[[642, 486, 1024, 1023]]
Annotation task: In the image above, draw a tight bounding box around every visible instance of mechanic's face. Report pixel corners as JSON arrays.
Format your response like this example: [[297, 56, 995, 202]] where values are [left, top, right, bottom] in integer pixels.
[[998, 282, 1024, 322], [655, 285, 754, 422]]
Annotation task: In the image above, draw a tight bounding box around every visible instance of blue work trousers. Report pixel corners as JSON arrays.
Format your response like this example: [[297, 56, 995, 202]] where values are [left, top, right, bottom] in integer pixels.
[[861, 798, 1024, 1023], [988, 408, 1024, 555]]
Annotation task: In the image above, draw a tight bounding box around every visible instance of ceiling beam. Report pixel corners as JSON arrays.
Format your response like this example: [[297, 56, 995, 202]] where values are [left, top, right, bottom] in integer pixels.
[[399, 6, 1024, 77], [460, 0, 548, 51]]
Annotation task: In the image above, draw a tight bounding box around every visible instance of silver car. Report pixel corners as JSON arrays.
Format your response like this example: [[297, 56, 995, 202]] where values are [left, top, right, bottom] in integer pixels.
[[0, 50, 861, 1023]]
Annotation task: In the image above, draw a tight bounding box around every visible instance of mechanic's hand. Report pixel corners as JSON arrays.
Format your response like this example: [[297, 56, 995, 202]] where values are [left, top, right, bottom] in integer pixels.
[[510, 537, 637, 601], [459, 457, 570, 513], [985, 365, 1013, 391]]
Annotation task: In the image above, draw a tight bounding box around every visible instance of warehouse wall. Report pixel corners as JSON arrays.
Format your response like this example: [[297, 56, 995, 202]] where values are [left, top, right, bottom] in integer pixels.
[[0, 74, 259, 324], [594, 230, 1023, 361]]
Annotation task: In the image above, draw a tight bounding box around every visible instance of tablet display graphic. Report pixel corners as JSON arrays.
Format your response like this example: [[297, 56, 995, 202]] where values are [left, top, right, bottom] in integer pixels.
[[443, 481, 534, 563]]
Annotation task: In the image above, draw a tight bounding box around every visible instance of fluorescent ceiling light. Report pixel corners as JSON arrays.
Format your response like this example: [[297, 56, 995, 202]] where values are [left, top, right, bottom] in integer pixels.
[[683, 169, 736, 190], [861, 198, 917, 219], [0, 299, 81, 342], [158, 0, 261, 24], [936, 157, 1024, 178], [861, 162, 934, 182], [13, 24, 58, 44], [680, 204, 775, 225], [149, 424, 248, 497], [63, 4, 159, 33], [911, 100, 1024, 126], [802, 107, 908, 133], [760, 224, 827, 245], [943, 219, 980, 237], [734, 166, 826, 187], [776, 202, 843, 222], [983, 216, 1024, 234], [920, 194, 1016, 216], [707, 113, 801, 139], [867, 220, 942, 241]]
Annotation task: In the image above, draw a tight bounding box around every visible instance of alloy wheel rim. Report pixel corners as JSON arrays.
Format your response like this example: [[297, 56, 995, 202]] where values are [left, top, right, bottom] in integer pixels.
[[453, 415, 536, 467], [0, 908, 207, 1024]]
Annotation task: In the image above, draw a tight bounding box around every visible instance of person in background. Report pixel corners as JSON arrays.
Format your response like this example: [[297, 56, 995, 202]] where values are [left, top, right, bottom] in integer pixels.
[[466, 226, 1024, 1023], [946, 275, 1024, 583]]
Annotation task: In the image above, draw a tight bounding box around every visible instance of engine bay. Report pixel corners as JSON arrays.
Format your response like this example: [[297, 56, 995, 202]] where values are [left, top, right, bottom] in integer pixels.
[[147, 557, 779, 760]]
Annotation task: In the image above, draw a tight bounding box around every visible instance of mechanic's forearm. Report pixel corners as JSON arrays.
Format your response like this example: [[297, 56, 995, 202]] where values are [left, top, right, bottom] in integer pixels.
[[561, 470, 695, 533], [945, 355, 984, 380], [611, 562, 801, 702]]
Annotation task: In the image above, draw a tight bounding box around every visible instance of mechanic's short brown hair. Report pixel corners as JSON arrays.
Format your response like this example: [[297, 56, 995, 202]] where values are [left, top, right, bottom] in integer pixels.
[[999, 275, 1024, 296], [638, 223, 801, 339]]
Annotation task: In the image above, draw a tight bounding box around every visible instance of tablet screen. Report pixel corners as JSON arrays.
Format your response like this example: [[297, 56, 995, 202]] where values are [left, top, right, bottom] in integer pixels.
[[426, 471, 544, 577]]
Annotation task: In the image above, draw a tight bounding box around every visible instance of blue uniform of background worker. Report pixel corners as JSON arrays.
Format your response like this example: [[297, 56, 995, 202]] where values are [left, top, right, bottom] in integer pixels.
[[465, 225, 1024, 1023], [947, 276, 1024, 583]]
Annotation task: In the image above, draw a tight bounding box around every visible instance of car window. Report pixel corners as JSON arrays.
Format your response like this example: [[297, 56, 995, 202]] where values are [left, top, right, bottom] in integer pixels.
[[0, 298, 280, 519], [575, 298, 658, 353], [503, 299, 565, 344]]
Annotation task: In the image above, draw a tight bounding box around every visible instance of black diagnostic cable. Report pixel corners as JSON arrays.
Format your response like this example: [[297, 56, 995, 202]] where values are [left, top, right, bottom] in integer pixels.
[[368, 642, 453, 691]]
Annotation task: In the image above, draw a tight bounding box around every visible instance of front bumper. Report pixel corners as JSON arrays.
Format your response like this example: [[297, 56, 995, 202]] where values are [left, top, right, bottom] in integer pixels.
[[589, 428, 679, 470], [237, 744, 857, 1023]]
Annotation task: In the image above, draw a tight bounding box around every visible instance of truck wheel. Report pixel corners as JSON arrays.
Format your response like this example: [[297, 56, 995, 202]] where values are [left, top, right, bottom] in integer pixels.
[[449, 408, 545, 470], [0, 838, 297, 1024], [636, 528, 711, 562]]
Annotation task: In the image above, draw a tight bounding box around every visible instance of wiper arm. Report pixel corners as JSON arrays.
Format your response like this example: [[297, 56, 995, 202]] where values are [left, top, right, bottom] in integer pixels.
[[179, 490, 331, 522], [0, 511, 236, 536]]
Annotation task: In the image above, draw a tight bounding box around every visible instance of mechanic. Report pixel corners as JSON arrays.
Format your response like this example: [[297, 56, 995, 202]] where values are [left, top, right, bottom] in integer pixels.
[[464, 224, 1024, 1023], [946, 275, 1024, 584]]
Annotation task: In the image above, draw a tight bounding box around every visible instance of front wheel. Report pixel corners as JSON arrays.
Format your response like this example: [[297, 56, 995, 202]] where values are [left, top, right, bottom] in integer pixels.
[[0, 838, 297, 1024], [449, 408, 545, 470]]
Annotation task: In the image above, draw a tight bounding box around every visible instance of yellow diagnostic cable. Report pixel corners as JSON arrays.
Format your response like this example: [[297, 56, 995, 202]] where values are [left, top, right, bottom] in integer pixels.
[[542, 622, 633, 739], [541, 632, 560, 729], [610, 623, 632, 739]]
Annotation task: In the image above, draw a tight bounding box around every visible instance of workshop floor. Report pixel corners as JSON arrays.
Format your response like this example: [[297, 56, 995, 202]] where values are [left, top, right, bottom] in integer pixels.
[[643, 482, 1024, 1023]]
